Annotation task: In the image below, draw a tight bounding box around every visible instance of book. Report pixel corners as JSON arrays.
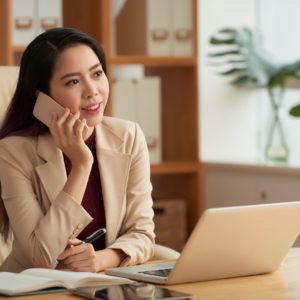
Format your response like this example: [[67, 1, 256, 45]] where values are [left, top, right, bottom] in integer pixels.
[[0, 268, 132, 296], [112, 77, 162, 164]]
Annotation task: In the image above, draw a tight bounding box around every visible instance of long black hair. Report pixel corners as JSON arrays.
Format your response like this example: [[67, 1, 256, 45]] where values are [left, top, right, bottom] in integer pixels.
[[0, 27, 107, 242]]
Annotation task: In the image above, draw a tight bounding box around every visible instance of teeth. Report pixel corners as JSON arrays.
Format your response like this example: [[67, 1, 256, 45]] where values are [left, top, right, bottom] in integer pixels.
[[85, 104, 99, 110]]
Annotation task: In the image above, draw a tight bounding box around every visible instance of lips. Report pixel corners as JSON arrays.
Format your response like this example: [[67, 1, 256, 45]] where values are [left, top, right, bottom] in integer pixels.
[[82, 102, 102, 114], [82, 103, 101, 112]]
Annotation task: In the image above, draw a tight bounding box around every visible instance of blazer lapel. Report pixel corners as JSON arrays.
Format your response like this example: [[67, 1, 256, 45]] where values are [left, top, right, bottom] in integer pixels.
[[35, 134, 67, 203], [95, 123, 131, 245]]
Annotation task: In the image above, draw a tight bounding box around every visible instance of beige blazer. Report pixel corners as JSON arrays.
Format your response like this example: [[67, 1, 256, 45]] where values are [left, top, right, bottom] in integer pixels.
[[0, 117, 155, 272]]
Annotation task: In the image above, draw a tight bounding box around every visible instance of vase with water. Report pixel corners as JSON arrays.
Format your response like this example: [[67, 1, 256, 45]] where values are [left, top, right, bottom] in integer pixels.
[[265, 86, 289, 165]]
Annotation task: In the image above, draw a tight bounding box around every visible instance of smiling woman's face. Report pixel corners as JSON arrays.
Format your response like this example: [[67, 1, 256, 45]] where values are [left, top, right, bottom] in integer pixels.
[[49, 44, 109, 128]]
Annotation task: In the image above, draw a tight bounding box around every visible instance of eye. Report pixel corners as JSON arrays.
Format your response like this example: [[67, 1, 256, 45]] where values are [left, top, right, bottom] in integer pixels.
[[66, 79, 79, 86], [95, 70, 103, 77]]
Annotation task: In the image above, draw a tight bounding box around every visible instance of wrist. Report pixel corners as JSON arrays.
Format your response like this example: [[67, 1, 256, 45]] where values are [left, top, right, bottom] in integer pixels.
[[96, 248, 127, 271], [71, 159, 93, 171]]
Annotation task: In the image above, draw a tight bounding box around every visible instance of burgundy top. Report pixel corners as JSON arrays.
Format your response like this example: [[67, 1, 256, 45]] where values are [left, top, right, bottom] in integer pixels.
[[63, 131, 106, 250]]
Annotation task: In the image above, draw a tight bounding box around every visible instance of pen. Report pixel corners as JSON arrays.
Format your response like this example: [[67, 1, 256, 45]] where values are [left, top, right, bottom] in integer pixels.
[[54, 228, 106, 265], [81, 228, 106, 244]]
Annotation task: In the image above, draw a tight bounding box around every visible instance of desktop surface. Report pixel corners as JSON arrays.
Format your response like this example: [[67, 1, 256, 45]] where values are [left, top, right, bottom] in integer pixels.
[[1, 248, 300, 300]]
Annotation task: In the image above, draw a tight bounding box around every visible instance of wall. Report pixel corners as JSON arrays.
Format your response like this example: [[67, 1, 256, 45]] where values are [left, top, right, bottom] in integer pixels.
[[199, 0, 300, 166], [199, 0, 259, 163]]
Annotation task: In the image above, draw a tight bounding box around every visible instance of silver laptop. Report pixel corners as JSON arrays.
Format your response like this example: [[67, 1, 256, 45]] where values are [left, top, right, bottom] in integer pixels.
[[106, 201, 300, 285]]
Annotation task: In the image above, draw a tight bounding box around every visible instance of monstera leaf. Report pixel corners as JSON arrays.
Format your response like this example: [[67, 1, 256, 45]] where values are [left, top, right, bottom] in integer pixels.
[[289, 104, 300, 116], [208, 27, 300, 116], [209, 27, 278, 87]]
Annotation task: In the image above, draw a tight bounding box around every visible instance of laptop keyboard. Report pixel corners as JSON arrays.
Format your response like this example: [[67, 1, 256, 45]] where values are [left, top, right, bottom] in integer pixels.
[[139, 268, 172, 277]]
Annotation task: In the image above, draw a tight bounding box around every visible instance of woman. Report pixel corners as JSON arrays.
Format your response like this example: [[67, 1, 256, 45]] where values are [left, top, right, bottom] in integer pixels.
[[0, 27, 155, 273]]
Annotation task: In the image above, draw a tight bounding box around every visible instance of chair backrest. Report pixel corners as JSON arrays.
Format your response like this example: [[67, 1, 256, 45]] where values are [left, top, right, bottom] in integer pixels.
[[0, 66, 19, 122], [0, 66, 19, 264]]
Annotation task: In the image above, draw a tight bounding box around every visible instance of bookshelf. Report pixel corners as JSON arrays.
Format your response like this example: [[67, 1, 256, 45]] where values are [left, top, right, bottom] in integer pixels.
[[0, 0, 202, 243]]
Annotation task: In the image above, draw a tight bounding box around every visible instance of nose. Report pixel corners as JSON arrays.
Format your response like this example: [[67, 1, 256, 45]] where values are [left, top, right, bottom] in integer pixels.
[[83, 79, 98, 99]]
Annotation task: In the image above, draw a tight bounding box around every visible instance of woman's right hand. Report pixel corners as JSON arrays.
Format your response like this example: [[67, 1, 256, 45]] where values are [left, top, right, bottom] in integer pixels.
[[49, 108, 93, 168]]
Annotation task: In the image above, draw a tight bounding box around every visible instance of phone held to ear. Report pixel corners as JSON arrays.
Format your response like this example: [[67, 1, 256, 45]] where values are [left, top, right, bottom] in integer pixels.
[[33, 92, 66, 127], [33, 92, 88, 130]]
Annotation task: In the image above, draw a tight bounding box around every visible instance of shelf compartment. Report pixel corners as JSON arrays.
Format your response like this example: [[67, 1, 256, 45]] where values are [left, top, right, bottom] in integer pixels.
[[145, 66, 199, 162], [151, 171, 202, 234]]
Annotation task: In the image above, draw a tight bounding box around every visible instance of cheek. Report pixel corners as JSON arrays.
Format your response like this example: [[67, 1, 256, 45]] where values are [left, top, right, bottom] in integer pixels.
[[53, 91, 79, 113], [63, 98, 80, 114], [103, 81, 110, 101]]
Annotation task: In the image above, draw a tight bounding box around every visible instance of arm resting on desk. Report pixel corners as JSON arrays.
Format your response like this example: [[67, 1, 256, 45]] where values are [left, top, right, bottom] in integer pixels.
[[151, 244, 180, 260]]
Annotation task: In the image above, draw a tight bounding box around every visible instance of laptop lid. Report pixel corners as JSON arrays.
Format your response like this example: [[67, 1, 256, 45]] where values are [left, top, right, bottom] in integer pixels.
[[106, 201, 300, 285]]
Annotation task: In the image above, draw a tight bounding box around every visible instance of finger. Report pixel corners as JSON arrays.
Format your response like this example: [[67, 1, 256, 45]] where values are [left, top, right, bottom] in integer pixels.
[[51, 109, 70, 141], [82, 120, 90, 140], [74, 118, 88, 141], [59, 242, 90, 260], [63, 247, 94, 266], [57, 245, 82, 261], [64, 111, 81, 136], [50, 112, 63, 146], [49, 112, 58, 135], [63, 252, 87, 265], [68, 238, 82, 246], [71, 260, 97, 273], [56, 108, 71, 126], [65, 255, 97, 272]]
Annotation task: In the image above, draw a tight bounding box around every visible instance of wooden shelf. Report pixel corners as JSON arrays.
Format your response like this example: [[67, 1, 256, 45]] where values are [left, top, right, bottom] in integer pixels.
[[151, 161, 199, 175], [110, 55, 197, 67]]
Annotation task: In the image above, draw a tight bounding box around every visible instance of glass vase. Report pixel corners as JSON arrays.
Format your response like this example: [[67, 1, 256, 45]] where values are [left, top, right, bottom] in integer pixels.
[[265, 86, 289, 165]]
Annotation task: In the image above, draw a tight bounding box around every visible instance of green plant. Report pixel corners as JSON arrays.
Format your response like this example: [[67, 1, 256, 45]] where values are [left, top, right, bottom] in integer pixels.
[[208, 27, 300, 116]]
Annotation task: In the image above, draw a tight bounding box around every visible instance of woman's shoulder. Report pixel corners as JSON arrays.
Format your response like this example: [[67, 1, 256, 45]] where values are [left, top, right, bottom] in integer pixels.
[[0, 135, 41, 174], [0, 135, 37, 147], [0, 135, 38, 156]]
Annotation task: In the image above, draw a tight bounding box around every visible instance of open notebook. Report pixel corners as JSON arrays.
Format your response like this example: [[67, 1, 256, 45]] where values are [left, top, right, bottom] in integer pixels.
[[106, 201, 300, 284], [0, 268, 132, 296]]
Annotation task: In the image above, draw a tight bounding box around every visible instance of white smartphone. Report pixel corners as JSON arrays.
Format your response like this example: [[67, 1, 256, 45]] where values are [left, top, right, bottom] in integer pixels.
[[33, 91, 65, 127], [33, 91, 88, 130]]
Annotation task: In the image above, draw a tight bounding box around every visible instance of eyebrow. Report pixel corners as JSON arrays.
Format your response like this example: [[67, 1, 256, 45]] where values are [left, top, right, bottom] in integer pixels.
[[59, 63, 102, 80]]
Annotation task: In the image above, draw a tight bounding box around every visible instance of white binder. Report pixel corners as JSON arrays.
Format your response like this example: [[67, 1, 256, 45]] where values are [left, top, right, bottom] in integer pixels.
[[112, 80, 137, 122], [12, 0, 62, 46], [116, 0, 194, 56], [13, 0, 36, 46], [136, 78, 162, 164], [37, 0, 62, 35], [112, 77, 162, 164], [171, 0, 193, 56], [147, 0, 171, 56]]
